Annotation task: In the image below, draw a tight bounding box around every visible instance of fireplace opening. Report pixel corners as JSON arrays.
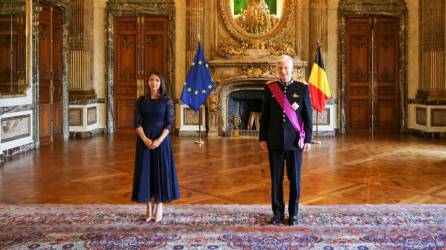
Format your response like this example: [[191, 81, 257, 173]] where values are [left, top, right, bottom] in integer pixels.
[[228, 90, 263, 136]]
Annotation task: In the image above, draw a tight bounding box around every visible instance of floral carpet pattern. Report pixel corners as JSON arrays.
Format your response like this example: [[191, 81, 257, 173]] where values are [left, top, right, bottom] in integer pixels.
[[0, 204, 445, 249]]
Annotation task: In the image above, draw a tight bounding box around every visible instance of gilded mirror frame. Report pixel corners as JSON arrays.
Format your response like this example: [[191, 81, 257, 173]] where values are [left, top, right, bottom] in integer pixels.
[[0, 0, 30, 98], [219, 0, 294, 42]]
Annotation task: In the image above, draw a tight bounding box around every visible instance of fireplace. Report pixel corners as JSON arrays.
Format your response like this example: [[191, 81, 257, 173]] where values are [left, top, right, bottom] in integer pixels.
[[213, 78, 270, 137], [227, 90, 263, 134]]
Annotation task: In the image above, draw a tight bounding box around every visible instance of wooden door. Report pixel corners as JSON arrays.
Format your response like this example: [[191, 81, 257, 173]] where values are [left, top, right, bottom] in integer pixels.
[[374, 18, 399, 133], [114, 16, 168, 133], [142, 16, 168, 83], [345, 17, 399, 134], [39, 4, 63, 145], [114, 17, 138, 132]]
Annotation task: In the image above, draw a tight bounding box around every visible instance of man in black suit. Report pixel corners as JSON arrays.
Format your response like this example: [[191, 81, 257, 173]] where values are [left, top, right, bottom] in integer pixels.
[[259, 55, 313, 225]]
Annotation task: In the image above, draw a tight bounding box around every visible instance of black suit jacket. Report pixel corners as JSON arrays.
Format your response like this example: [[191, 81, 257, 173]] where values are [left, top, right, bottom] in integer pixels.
[[259, 80, 313, 151]]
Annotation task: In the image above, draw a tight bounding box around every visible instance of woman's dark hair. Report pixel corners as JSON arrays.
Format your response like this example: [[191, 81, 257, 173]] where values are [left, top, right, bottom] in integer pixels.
[[146, 71, 169, 99]]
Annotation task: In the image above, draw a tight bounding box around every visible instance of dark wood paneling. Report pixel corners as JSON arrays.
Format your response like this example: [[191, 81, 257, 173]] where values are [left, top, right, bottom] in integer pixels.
[[345, 17, 399, 134], [39, 4, 63, 144], [39, 104, 51, 145], [117, 100, 135, 129], [374, 18, 399, 133], [114, 17, 138, 132], [114, 16, 168, 132], [346, 18, 370, 133], [0, 14, 24, 94], [52, 7, 63, 135], [349, 100, 369, 129], [39, 4, 52, 145], [143, 16, 168, 78]]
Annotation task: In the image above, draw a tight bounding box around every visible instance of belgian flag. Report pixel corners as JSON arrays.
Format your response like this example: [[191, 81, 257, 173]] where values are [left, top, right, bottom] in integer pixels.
[[308, 45, 331, 112]]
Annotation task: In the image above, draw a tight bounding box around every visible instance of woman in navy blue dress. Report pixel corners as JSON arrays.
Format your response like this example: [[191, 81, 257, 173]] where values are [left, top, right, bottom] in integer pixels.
[[132, 71, 180, 223]]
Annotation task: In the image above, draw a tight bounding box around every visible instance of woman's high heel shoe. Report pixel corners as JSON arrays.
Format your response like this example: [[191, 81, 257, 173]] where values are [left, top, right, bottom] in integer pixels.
[[145, 202, 153, 222], [154, 203, 163, 223]]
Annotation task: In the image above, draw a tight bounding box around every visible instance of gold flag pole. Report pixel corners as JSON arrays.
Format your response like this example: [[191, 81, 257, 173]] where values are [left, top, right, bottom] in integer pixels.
[[194, 34, 204, 145], [194, 107, 204, 145], [312, 111, 321, 144]]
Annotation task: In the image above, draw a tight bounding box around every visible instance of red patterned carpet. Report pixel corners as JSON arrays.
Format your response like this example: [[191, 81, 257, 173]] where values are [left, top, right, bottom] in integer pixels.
[[1, 204, 445, 249]]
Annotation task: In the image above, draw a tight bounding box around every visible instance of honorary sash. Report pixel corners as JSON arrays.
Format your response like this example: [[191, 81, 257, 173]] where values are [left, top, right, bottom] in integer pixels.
[[268, 82, 305, 146]]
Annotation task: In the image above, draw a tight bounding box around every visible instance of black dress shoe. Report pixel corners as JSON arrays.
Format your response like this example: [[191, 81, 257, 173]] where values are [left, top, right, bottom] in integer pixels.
[[288, 216, 299, 226], [271, 214, 284, 225]]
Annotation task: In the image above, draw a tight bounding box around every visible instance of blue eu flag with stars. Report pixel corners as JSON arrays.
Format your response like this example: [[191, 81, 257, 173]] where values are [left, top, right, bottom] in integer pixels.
[[180, 43, 215, 111]]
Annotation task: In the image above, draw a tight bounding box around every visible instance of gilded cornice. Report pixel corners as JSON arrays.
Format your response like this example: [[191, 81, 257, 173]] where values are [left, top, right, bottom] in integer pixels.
[[240, 65, 274, 78]]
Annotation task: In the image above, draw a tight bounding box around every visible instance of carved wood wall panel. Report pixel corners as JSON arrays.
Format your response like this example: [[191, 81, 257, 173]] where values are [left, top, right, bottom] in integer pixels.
[[416, 107, 427, 125], [0, 1, 27, 96], [344, 17, 400, 134], [339, 0, 407, 133], [431, 109, 446, 127], [113, 16, 168, 132], [38, 3, 63, 145], [106, 0, 175, 134]]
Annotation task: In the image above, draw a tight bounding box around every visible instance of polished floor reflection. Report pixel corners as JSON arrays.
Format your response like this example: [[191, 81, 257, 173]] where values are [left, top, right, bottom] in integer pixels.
[[1, 134, 445, 204]]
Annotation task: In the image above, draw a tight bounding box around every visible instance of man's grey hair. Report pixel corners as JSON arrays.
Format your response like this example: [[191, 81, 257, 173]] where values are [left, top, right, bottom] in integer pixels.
[[277, 55, 294, 68]]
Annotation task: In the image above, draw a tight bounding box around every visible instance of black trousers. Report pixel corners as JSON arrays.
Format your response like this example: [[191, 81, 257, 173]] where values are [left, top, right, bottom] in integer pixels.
[[268, 149, 302, 217]]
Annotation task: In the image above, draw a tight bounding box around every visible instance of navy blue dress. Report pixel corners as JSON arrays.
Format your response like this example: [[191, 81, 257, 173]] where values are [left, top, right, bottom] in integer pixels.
[[131, 96, 180, 203]]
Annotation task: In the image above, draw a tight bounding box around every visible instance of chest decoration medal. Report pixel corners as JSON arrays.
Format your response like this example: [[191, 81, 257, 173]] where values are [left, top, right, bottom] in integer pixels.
[[291, 102, 300, 110]]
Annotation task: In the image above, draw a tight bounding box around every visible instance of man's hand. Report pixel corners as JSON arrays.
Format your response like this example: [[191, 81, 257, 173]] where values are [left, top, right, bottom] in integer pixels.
[[303, 143, 311, 152], [259, 141, 267, 150]]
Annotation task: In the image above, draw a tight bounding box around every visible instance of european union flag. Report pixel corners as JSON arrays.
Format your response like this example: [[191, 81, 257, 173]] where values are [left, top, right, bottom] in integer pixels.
[[180, 43, 215, 111]]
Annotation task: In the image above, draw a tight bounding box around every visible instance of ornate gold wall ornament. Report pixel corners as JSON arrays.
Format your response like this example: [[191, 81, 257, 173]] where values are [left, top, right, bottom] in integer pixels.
[[218, 0, 295, 42], [217, 41, 247, 58], [206, 93, 219, 112], [241, 65, 273, 77], [234, 0, 279, 34], [212, 71, 233, 84], [269, 41, 296, 56], [206, 93, 220, 137]]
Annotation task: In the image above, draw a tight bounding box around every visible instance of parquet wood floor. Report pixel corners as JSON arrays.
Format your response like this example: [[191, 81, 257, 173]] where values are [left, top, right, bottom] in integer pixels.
[[1, 134, 445, 204]]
